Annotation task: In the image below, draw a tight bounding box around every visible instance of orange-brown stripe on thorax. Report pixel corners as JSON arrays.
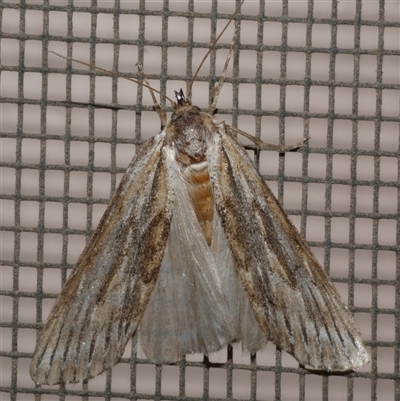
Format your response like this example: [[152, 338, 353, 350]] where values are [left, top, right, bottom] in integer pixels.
[[167, 103, 216, 246], [181, 160, 214, 246]]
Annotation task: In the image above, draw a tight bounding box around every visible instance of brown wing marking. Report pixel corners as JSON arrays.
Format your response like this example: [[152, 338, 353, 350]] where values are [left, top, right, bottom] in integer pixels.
[[208, 127, 369, 371], [30, 134, 175, 384]]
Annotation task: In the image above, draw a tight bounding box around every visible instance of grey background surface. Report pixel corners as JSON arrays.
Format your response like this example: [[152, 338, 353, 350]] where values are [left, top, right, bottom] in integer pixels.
[[1, 0, 399, 400]]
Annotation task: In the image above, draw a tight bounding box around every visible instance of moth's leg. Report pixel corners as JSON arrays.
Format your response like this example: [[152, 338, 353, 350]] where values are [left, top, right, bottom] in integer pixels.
[[136, 63, 167, 128], [209, 21, 240, 115], [48, 52, 173, 132], [187, 1, 243, 103], [227, 125, 310, 152]]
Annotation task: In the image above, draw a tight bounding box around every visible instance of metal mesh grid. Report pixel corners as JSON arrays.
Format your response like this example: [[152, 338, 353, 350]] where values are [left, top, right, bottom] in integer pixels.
[[1, 0, 399, 400]]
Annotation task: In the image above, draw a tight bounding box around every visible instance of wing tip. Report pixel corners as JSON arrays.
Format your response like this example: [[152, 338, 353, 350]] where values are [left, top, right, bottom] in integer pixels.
[[302, 344, 370, 373]]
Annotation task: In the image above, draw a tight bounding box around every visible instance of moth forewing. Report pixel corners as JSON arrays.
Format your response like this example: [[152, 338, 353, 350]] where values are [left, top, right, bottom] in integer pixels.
[[209, 126, 370, 371], [30, 135, 176, 384], [31, 2, 369, 386]]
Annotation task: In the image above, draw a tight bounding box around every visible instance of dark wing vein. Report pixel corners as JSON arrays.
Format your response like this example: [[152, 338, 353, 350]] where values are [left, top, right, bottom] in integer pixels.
[[209, 127, 369, 371], [30, 134, 175, 384]]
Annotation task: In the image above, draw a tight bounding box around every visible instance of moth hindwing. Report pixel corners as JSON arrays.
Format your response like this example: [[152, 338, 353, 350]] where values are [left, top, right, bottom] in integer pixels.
[[30, 3, 369, 385]]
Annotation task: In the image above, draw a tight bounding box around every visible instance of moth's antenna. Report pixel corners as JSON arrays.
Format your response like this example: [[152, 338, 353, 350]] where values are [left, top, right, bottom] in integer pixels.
[[49, 51, 175, 107], [186, 0, 244, 102]]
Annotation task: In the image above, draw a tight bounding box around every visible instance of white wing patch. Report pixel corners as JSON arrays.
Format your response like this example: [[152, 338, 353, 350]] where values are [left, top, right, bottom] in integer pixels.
[[138, 143, 268, 363], [138, 150, 235, 363]]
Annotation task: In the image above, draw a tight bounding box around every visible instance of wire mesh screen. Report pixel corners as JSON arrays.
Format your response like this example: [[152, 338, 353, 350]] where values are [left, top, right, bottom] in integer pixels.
[[1, 0, 399, 400]]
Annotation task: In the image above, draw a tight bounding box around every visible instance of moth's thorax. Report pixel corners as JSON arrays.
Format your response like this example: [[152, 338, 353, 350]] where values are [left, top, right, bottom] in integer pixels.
[[167, 104, 215, 163], [167, 104, 216, 245]]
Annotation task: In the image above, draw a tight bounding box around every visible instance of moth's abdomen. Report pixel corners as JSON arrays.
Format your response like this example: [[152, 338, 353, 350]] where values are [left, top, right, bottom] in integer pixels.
[[182, 161, 214, 245], [168, 105, 216, 245]]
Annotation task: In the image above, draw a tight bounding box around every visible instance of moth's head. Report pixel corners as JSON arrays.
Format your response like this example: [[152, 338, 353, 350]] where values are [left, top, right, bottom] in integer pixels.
[[173, 88, 191, 109], [167, 88, 214, 158], [170, 90, 202, 123], [170, 88, 202, 122]]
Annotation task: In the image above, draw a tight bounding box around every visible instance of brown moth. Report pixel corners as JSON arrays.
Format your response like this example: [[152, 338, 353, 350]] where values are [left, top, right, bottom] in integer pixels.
[[30, 4, 369, 386]]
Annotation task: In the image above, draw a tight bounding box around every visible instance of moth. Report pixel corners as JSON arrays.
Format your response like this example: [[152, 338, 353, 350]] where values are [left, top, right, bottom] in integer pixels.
[[30, 6, 370, 386]]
